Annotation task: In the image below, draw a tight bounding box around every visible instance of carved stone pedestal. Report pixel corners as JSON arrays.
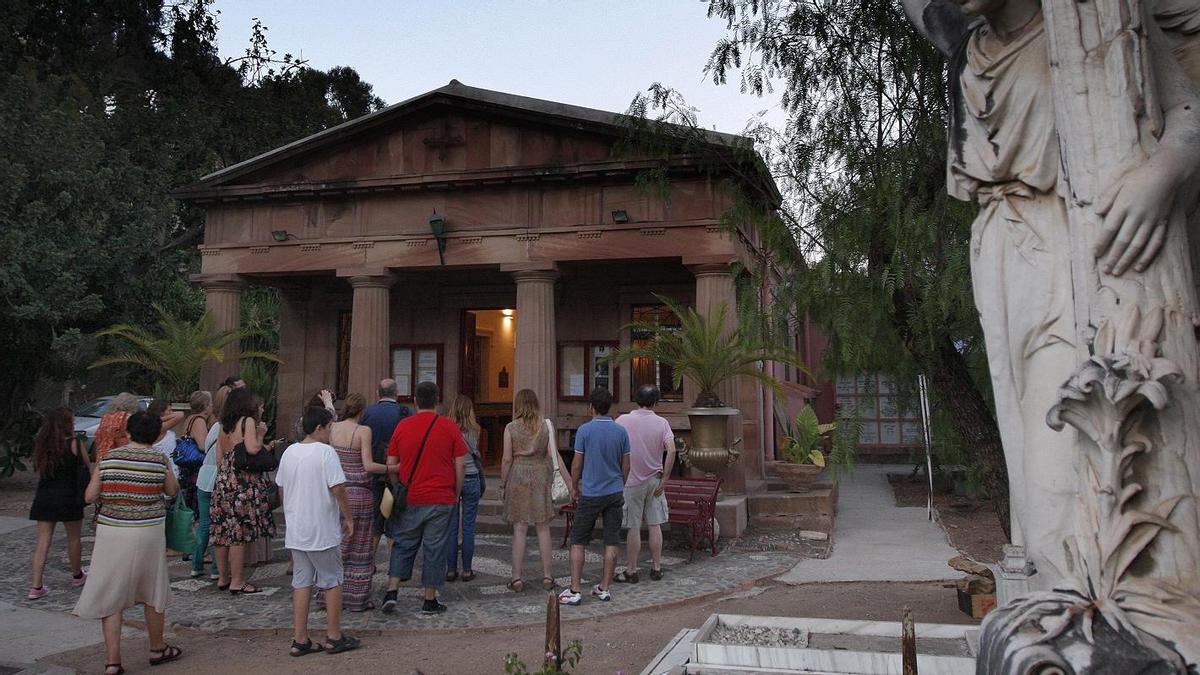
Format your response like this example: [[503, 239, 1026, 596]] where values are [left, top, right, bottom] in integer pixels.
[[990, 545, 1035, 607]]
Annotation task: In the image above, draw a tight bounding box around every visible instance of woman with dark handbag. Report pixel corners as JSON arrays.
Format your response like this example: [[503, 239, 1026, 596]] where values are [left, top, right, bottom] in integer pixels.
[[444, 395, 484, 583], [27, 407, 91, 599], [209, 388, 277, 595]]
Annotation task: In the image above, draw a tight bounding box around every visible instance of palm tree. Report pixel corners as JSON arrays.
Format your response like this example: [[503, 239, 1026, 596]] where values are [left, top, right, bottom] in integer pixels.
[[609, 296, 805, 408], [90, 305, 279, 401]]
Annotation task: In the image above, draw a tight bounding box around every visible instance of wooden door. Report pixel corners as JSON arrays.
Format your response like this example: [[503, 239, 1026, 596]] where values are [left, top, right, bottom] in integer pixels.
[[460, 311, 477, 398]]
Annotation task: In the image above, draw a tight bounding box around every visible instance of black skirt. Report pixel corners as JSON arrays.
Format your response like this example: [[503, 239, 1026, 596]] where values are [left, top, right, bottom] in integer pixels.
[[28, 454, 86, 522]]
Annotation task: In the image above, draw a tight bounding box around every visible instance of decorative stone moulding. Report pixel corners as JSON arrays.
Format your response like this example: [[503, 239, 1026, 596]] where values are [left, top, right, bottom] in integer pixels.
[[299, 243, 321, 253], [640, 227, 667, 237], [351, 241, 375, 250], [577, 230, 603, 239], [249, 246, 269, 255], [705, 224, 721, 233], [405, 239, 429, 248], [458, 236, 483, 245], [515, 233, 540, 242], [200, 248, 220, 256]]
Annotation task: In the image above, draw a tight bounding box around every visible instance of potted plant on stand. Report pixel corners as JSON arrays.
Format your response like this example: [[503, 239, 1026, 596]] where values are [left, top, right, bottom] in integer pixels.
[[777, 404, 835, 491], [610, 296, 804, 475]]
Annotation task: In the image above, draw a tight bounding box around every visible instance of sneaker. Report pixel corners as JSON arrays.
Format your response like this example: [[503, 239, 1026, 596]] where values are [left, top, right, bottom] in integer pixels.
[[381, 590, 398, 614], [71, 569, 88, 587], [558, 588, 582, 606], [591, 585, 612, 602], [27, 586, 49, 600], [420, 599, 448, 614]]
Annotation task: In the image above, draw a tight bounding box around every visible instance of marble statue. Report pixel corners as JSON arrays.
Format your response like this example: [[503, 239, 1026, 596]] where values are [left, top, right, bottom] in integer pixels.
[[903, 0, 1200, 671]]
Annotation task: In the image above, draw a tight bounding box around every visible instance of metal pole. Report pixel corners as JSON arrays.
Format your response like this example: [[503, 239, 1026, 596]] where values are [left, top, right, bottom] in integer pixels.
[[917, 374, 934, 521]]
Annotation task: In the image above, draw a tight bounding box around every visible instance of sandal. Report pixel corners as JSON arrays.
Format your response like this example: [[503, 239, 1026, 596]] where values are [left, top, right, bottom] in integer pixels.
[[290, 639, 325, 657], [148, 644, 182, 666], [230, 584, 262, 595], [325, 635, 361, 654], [461, 570, 476, 582], [614, 569, 640, 584], [542, 577, 556, 591], [446, 569, 459, 582], [104, 664, 124, 675], [507, 578, 524, 593], [650, 567, 664, 581], [217, 581, 230, 591]]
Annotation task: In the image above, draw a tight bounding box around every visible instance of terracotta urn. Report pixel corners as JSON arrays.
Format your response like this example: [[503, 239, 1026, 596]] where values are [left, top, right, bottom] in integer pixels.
[[775, 462, 823, 492]]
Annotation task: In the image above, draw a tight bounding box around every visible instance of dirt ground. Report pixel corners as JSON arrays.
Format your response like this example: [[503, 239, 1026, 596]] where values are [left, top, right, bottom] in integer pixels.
[[0, 469, 38, 518], [887, 471, 1008, 564], [42, 579, 977, 675]]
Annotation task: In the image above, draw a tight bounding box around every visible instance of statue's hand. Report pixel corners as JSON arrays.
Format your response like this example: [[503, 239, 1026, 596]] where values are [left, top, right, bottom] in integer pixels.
[[1092, 163, 1173, 276]]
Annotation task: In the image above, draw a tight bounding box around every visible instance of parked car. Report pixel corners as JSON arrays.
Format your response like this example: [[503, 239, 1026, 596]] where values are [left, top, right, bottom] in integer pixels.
[[73, 395, 152, 444]]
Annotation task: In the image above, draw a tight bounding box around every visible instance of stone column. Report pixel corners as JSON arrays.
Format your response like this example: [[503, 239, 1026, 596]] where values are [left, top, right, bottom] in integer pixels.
[[276, 284, 311, 434], [346, 274, 394, 400], [513, 269, 558, 419], [200, 277, 243, 392], [690, 262, 746, 493]]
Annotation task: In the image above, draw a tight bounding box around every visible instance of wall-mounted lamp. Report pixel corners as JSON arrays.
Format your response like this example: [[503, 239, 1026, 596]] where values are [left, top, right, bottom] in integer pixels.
[[428, 211, 447, 266], [501, 308, 514, 317], [611, 209, 630, 224], [271, 229, 298, 242]]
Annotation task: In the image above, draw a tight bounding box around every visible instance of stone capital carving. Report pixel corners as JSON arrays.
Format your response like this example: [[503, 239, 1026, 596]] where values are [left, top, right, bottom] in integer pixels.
[[194, 275, 245, 294], [687, 262, 735, 278], [344, 273, 396, 290]]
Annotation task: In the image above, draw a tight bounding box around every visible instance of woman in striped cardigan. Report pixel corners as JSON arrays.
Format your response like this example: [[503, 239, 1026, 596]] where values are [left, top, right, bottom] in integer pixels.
[[74, 412, 183, 675]]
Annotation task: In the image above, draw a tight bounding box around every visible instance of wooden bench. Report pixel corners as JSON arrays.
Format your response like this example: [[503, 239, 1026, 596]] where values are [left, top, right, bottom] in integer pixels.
[[559, 476, 723, 561]]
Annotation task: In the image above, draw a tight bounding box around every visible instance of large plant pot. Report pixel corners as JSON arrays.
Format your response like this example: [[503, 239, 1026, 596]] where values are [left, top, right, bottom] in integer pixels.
[[683, 407, 741, 475], [775, 463, 823, 492]]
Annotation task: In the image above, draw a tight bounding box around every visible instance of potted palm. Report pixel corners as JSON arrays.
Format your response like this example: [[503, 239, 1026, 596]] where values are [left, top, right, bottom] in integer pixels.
[[90, 305, 279, 404], [777, 404, 834, 492], [610, 296, 804, 475]]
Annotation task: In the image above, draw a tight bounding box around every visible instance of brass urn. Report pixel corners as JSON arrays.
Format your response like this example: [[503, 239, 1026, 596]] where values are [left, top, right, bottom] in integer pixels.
[[681, 407, 741, 475]]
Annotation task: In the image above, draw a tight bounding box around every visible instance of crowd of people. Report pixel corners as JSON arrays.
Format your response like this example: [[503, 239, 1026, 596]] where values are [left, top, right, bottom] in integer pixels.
[[24, 372, 679, 672]]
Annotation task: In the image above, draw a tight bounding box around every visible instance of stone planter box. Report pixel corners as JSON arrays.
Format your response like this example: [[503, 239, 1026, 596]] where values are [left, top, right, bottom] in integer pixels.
[[685, 614, 978, 674]]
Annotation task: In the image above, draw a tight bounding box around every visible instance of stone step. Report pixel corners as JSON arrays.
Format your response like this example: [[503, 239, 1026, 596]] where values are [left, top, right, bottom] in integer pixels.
[[747, 485, 838, 518]]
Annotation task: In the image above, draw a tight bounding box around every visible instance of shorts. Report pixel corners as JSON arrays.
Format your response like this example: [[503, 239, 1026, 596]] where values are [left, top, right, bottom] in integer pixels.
[[290, 546, 343, 590], [623, 479, 669, 529], [570, 492, 624, 547]]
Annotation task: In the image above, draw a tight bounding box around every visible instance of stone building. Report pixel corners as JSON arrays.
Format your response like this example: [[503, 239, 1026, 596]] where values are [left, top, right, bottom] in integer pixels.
[[175, 80, 810, 515]]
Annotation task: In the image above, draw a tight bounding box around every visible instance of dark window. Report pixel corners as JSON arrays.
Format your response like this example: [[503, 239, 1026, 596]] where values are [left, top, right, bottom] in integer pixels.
[[630, 304, 684, 402]]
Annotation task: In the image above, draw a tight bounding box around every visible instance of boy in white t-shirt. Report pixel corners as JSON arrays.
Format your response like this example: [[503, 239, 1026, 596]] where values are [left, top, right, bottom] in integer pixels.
[[275, 407, 360, 656]]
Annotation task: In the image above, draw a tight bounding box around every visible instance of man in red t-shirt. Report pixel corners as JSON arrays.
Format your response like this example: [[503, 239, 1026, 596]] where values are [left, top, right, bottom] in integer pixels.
[[382, 381, 467, 614]]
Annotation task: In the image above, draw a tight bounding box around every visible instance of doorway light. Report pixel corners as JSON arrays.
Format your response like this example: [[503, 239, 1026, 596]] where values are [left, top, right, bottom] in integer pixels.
[[501, 309, 514, 317]]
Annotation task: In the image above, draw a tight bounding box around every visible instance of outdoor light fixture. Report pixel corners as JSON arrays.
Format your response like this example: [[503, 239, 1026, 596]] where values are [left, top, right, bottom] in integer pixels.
[[501, 308, 514, 317], [428, 211, 447, 266], [271, 229, 297, 242], [611, 209, 630, 224]]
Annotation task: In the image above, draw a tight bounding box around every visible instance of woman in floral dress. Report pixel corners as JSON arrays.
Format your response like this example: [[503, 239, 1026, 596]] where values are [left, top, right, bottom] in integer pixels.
[[210, 388, 276, 594]]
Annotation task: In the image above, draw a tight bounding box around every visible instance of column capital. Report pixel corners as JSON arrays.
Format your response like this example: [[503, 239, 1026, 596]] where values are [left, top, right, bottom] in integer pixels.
[[192, 274, 245, 292], [687, 261, 735, 277], [510, 269, 560, 283], [342, 272, 397, 289]]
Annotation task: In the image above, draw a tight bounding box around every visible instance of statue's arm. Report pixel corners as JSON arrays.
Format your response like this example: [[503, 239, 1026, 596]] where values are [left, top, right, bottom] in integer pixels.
[[1093, 16, 1200, 275], [901, 0, 971, 58]]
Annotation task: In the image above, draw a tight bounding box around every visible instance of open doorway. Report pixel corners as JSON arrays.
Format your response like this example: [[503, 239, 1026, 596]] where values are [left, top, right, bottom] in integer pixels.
[[460, 309, 516, 469]]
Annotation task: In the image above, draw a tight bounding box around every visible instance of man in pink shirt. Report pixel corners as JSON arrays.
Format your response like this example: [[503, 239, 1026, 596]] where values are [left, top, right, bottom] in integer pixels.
[[613, 384, 677, 582]]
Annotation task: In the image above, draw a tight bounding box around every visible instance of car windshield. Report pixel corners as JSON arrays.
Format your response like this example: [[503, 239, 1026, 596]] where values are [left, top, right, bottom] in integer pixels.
[[74, 399, 110, 418]]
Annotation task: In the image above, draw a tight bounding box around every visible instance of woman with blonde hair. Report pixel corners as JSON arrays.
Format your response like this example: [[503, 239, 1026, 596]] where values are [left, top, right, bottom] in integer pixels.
[[91, 393, 140, 462], [318, 392, 384, 611], [444, 395, 484, 582], [501, 389, 572, 592]]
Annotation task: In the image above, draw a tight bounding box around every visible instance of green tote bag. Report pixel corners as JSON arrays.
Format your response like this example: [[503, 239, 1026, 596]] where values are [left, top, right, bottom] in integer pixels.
[[165, 499, 196, 553]]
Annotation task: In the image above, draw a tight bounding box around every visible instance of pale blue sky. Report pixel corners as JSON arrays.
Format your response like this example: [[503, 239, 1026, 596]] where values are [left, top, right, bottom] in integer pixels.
[[210, 0, 784, 136]]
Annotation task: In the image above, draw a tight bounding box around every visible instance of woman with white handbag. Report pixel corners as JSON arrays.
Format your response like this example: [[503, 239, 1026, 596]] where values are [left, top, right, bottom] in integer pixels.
[[500, 389, 573, 592]]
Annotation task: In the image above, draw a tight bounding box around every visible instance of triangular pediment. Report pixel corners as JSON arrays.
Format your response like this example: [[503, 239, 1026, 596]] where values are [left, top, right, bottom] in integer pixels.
[[227, 106, 617, 187]]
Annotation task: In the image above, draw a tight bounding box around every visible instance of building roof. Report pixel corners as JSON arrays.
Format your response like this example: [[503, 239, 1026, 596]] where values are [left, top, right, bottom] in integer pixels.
[[176, 79, 779, 203]]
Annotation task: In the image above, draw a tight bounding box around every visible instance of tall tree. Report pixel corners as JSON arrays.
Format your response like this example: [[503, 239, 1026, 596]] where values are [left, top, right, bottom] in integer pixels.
[[693, 0, 1010, 533], [0, 0, 385, 463]]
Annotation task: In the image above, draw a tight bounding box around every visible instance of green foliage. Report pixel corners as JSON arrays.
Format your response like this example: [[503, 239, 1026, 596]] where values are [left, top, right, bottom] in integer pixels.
[[91, 305, 278, 402], [607, 295, 805, 407], [503, 640, 584, 675], [0, 0, 384, 470], [0, 410, 41, 478], [780, 404, 833, 465]]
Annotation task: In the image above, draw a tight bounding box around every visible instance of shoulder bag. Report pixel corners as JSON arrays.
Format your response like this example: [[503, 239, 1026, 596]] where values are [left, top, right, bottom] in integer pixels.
[[546, 419, 571, 506], [233, 418, 279, 473], [172, 415, 205, 468], [382, 414, 440, 521]]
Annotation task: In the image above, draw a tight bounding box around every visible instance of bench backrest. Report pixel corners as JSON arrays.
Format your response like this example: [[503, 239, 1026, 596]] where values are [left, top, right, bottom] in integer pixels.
[[663, 477, 722, 502]]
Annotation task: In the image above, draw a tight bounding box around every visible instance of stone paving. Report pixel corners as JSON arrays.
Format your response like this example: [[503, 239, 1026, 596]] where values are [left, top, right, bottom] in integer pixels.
[[0, 517, 801, 633]]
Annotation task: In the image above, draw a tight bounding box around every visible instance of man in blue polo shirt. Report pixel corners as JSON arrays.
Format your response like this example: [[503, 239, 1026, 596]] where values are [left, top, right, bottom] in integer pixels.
[[559, 387, 630, 606]]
